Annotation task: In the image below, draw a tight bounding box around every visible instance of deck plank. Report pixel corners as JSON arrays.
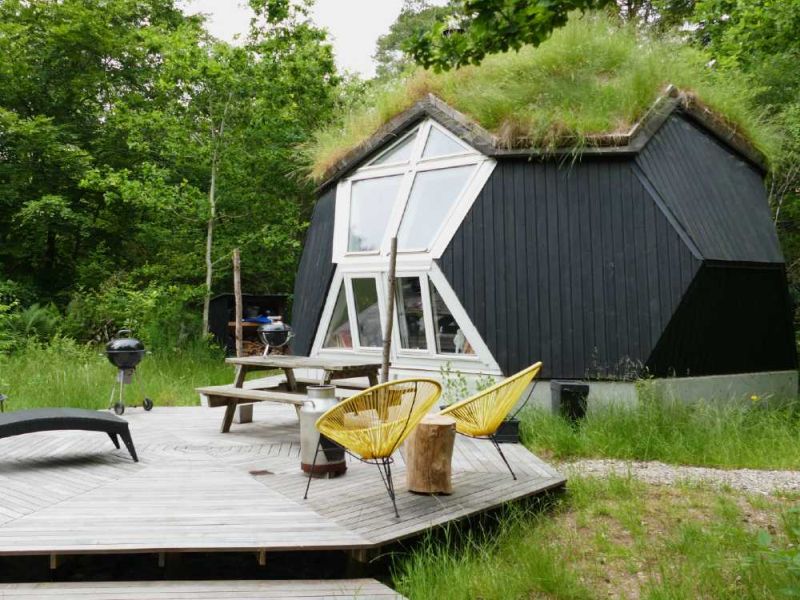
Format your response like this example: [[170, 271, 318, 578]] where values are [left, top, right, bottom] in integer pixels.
[[0, 579, 405, 599], [0, 405, 564, 557]]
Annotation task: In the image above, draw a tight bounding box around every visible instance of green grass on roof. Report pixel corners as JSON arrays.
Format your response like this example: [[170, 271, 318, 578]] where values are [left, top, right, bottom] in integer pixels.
[[306, 13, 778, 181]]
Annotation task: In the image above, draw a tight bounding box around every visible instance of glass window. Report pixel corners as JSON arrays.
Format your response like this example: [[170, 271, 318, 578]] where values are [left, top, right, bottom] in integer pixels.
[[323, 284, 352, 349], [430, 282, 475, 355], [348, 175, 402, 252], [396, 277, 427, 350], [422, 127, 469, 159], [352, 278, 383, 347], [370, 132, 416, 165], [397, 165, 475, 250]]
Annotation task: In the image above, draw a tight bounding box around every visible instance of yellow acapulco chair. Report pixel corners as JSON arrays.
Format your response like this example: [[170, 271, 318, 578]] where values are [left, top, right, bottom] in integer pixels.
[[439, 362, 543, 480], [303, 378, 442, 518]]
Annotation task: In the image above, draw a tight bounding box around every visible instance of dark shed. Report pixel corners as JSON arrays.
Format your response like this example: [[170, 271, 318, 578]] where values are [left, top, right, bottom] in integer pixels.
[[290, 90, 796, 381]]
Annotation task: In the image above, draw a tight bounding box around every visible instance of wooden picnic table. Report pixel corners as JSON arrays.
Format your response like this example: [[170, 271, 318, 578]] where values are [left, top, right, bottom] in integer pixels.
[[198, 356, 383, 433]]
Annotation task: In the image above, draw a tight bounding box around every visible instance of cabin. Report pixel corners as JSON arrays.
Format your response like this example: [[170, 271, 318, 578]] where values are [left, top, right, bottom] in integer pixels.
[[290, 87, 797, 399]]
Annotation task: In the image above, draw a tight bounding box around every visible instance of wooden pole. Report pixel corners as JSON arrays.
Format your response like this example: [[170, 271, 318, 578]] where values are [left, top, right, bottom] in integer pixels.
[[381, 237, 398, 383], [233, 248, 243, 358]]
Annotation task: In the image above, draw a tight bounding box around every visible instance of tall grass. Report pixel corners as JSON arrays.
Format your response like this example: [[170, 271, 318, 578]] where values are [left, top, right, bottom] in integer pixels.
[[521, 394, 800, 470], [306, 13, 776, 180], [393, 476, 800, 599], [0, 337, 234, 411]]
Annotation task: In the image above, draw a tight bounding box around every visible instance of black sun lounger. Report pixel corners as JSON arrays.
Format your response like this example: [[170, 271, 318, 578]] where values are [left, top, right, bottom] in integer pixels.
[[0, 408, 138, 462]]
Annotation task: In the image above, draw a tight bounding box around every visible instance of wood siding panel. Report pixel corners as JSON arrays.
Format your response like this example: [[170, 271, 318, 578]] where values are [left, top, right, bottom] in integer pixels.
[[636, 115, 783, 263], [437, 158, 700, 378], [290, 188, 337, 356]]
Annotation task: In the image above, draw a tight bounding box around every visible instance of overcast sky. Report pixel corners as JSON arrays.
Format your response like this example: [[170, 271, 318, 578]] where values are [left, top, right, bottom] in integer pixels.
[[179, 0, 446, 77]]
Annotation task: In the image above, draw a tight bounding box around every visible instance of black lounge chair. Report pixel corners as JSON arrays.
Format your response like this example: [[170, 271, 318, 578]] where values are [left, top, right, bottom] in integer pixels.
[[0, 408, 138, 462]]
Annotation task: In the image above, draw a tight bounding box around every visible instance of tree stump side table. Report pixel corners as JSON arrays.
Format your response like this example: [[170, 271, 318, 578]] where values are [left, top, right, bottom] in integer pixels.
[[405, 414, 457, 495]]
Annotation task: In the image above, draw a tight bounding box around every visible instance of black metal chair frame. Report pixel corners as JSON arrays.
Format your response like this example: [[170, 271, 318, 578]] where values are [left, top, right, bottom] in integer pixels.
[[303, 387, 421, 519]]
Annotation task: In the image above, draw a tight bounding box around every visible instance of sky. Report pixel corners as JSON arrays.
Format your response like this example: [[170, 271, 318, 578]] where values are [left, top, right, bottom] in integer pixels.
[[179, 1, 446, 77]]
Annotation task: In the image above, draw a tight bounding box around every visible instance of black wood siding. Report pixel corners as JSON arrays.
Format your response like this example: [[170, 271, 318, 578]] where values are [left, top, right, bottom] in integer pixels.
[[290, 188, 337, 356], [438, 159, 701, 379], [647, 264, 797, 375], [637, 115, 783, 263]]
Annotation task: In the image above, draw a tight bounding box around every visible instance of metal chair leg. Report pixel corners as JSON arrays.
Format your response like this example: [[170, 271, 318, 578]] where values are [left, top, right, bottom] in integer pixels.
[[376, 458, 399, 518], [303, 439, 322, 500], [490, 434, 516, 480]]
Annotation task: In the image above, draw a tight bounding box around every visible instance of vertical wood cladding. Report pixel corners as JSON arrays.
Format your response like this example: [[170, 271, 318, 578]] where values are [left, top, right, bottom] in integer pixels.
[[647, 264, 797, 376], [437, 158, 701, 379], [289, 187, 336, 356], [637, 115, 783, 263]]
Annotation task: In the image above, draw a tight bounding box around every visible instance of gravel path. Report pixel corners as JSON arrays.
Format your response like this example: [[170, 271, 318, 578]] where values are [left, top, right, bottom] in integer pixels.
[[559, 459, 800, 495]]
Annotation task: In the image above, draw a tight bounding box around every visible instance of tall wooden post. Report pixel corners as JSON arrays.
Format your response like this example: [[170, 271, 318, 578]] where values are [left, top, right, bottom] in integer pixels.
[[233, 248, 243, 358], [381, 237, 398, 383]]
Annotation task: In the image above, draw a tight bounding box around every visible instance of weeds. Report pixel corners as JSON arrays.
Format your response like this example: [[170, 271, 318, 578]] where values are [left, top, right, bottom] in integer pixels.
[[0, 338, 233, 410], [393, 476, 799, 599], [521, 395, 800, 470], [306, 13, 776, 180]]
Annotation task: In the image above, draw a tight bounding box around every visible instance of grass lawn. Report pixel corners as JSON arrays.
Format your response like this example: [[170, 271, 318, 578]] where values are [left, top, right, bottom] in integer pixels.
[[393, 475, 800, 600], [0, 338, 235, 410], [521, 398, 800, 471]]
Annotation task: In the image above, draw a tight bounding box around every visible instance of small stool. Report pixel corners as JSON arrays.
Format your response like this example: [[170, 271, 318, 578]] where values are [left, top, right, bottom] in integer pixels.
[[405, 414, 456, 495]]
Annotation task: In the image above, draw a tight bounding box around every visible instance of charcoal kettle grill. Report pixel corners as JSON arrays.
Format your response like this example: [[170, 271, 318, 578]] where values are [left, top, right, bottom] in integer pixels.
[[257, 322, 293, 356], [106, 329, 153, 415]]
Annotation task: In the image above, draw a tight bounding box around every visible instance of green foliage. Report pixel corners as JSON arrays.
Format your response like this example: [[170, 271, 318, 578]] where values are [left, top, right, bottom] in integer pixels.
[[404, 0, 613, 72], [374, 1, 451, 79], [751, 507, 800, 598], [308, 14, 774, 180], [0, 338, 231, 411], [521, 393, 800, 469], [394, 475, 798, 599], [0, 0, 339, 336]]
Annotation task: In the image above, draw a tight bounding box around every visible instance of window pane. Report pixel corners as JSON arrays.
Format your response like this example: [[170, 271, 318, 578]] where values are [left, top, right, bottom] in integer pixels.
[[422, 127, 469, 158], [348, 175, 402, 252], [396, 277, 427, 350], [352, 278, 382, 347], [397, 165, 474, 250], [370, 132, 416, 165], [323, 284, 352, 348], [430, 282, 475, 355]]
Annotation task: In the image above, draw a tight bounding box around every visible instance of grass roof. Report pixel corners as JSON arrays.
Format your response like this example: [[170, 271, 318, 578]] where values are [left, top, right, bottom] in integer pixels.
[[306, 14, 777, 181]]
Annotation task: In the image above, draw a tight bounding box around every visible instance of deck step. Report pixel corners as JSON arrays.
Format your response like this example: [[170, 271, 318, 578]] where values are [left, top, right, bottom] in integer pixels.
[[0, 579, 405, 599]]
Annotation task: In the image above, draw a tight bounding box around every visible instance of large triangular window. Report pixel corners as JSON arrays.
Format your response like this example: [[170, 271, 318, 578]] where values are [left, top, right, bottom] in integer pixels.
[[422, 126, 471, 159], [368, 130, 417, 166], [397, 165, 475, 251], [347, 175, 403, 252], [323, 284, 352, 348], [339, 121, 483, 258]]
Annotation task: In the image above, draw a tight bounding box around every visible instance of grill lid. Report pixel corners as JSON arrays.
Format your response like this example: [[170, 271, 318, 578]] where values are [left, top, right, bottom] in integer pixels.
[[106, 329, 145, 369]]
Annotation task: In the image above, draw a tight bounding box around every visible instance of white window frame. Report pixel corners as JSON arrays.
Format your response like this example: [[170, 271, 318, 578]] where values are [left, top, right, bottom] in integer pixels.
[[312, 265, 500, 373], [332, 119, 496, 264]]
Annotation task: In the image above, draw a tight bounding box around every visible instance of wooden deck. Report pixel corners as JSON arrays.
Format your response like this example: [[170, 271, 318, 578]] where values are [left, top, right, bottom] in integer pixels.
[[0, 579, 404, 599], [0, 404, 564, 558]]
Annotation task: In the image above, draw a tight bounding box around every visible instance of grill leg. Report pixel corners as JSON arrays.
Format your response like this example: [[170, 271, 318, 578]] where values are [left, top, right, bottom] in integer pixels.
[[303, 439, 322, 500], [490, 434, 516, 480]]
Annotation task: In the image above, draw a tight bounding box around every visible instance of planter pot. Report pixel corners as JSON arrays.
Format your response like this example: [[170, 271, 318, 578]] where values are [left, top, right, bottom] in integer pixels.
[[494, 418, 520, 444]]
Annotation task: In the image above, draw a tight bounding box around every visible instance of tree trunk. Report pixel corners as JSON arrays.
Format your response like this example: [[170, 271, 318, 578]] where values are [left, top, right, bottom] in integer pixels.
[[201, 94, 231, 334], [233, 248, 243, 357], [201, 152, 217, 335], [405, 414, 456, 495]]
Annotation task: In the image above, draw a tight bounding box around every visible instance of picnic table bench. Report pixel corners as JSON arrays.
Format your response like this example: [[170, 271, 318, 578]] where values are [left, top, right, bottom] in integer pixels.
[[197, 356, 383, 433]]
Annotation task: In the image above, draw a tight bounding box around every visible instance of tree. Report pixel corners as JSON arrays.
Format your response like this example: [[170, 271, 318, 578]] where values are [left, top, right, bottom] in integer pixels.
[[403, 0, 613, 71], [375, 1, 451, 78]]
